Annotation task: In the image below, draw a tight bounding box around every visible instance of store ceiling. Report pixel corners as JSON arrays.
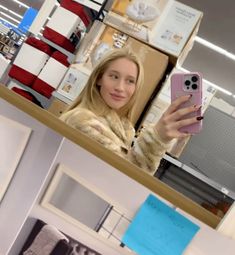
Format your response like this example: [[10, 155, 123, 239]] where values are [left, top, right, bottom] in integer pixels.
[[1, 0, 235, 101], [179, 0, 235, 104], [0, 0, 45, 16]]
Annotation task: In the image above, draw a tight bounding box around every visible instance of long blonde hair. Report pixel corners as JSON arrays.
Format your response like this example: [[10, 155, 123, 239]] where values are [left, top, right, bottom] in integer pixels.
[[66, 48, 144, 121]]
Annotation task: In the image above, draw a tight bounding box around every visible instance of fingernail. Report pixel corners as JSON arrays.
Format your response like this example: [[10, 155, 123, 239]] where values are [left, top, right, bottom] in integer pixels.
[[196, 116, 204, 121]]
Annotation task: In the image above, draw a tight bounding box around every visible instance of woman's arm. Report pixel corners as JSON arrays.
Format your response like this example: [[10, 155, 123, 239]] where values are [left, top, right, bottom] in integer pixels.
[[129, 94, 203, 175]]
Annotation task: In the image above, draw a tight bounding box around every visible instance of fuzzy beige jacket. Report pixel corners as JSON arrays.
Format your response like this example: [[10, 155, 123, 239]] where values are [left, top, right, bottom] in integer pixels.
[[61, 107, 170, 175]]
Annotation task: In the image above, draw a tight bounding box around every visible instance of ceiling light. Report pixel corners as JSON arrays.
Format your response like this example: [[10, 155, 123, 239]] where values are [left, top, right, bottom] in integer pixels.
[[9, 10, 23, 19], [0, 11, 20, 24], [177, 66, 232, 96], [195, 36, 235, 62], [0, 5, 8, 11], [0, 17, 18, 28], [0, 4, 23, 19], [12, 0, 29, 9]]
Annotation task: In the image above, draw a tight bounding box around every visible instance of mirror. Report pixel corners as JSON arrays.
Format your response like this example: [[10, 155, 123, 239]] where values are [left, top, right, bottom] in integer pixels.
[[41, 164, 133, 252]]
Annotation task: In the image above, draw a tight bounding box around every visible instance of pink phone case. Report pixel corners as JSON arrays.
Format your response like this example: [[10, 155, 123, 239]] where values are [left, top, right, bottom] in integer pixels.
[[171, 72, 202, 134]]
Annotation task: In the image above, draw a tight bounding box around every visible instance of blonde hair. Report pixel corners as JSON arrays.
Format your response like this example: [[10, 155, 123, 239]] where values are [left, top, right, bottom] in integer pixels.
[[66, 48, 144, 121]]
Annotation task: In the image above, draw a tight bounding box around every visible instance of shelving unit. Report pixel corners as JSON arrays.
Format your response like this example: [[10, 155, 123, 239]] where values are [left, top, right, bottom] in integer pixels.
[[1, 0, 235, 254]]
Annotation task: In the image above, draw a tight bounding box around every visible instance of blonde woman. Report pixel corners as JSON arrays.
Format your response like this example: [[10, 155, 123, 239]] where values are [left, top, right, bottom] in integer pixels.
[[61, 48, 202, 175]]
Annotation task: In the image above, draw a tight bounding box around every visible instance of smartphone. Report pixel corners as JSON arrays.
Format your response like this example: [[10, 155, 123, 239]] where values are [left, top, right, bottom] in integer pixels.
[[171, 72, 202, 134]]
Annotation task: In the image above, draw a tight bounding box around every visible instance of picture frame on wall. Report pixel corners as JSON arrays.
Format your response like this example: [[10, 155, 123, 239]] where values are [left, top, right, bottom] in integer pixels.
[[0, 115, 32, 202]]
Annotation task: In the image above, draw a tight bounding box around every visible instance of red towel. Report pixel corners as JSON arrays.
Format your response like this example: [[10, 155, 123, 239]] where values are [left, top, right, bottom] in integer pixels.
[[25, 37, 53, 55], [11, 87, 43, 107], [60, 0, 91, 27], [8, 37, 53, 86], [32, 51, 70, 98], [43, 27, 76, 53], [51, 50, 70, 67], [8, 65, 38, 87]]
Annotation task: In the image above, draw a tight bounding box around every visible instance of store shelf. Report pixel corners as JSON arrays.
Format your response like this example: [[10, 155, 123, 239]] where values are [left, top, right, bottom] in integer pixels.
[[73, 0, 106, 12], [163, 154, 235, 200]]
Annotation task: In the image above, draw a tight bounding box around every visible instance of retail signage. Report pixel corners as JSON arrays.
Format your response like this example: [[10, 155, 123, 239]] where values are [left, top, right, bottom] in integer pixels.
[[18, 7, 38, 34]]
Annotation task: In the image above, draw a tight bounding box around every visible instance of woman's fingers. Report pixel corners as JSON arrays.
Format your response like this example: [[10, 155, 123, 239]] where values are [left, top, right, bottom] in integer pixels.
[[155, 95, 203, 142], [172, 115, 203, 130], [168, 104, 201, 122], [164, 94, 191, 115]]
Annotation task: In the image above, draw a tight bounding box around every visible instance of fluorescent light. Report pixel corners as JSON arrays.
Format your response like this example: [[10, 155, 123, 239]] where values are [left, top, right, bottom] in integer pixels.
[[9, 10, 23, 19], [203, 78, 232, 96], [0, 11, 20, 24], [12, 0, 29, 9], [177, 66, 233, 96], [195, 36, 235, 61], [0, 4, 23, 19], [0, 16, 18, 28], [0, 5, 8, 11]]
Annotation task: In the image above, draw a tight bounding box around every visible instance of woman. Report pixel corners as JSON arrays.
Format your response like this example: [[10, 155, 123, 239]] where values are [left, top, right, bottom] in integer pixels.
[[61, 48, 202, 175]]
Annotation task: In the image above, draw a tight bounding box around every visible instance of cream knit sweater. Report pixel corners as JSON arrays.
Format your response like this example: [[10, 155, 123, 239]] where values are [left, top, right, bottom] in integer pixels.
[[61, 107, 170, 175]]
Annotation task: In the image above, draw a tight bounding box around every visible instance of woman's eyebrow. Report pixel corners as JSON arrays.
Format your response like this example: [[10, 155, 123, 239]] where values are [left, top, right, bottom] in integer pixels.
[[108, 70, 136, 80]]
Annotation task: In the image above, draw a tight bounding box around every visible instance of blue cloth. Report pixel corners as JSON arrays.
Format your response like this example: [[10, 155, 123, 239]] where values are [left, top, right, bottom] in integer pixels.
[[122, 194, 200, 255]]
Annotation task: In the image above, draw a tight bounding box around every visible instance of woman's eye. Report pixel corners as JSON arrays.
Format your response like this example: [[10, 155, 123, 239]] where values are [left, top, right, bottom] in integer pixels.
[[109, 74, 118, 79], [127, 79, 135, 84]]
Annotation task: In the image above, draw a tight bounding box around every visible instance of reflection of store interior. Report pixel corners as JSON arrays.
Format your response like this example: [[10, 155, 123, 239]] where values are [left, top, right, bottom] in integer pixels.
[[1, 1, 235, 255]]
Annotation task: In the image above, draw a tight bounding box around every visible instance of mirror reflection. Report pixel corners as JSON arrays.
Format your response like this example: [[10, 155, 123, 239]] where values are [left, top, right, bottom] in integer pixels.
[[59, 47, 235, 219], [60, 48, 202, 175]]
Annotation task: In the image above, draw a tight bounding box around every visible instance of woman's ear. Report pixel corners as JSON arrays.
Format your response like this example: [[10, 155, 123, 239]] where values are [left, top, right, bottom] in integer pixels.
[[97, 78, 102, 87]]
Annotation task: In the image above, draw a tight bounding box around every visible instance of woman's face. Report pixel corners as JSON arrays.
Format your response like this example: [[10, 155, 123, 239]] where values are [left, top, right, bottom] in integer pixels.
[[98, 57, 138, 110]]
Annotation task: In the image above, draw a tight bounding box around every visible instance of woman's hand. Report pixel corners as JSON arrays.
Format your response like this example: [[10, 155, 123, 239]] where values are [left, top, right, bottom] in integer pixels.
[[154, 95, 202, 143]]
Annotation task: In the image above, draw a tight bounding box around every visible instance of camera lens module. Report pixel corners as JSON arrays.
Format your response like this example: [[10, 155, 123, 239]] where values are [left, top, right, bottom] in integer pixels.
[[191, 76, 198, 82], [185, 80, 191, 86], [192, 83, 198, 90]]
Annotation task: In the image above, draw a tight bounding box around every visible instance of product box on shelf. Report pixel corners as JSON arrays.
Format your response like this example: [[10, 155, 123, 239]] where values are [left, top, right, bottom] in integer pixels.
[[56, 65, 90, 101], [42, 0, 104, 53], [8, 37, 53, 87], [32, 51, 70, 98], [104, 0, 202, 60], [73, 21, 169, 125], [47, 97, 70, 117]]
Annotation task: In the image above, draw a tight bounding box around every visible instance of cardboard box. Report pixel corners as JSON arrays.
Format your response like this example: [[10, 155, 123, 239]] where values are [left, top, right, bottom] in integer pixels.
[[47, 97, 70, 117], [74, 21, 169, 124], [104, 0, 202, 59]]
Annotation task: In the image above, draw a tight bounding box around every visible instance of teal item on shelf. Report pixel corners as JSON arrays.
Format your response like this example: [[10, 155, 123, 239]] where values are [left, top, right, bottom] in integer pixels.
[[122, 194, 200, 255]]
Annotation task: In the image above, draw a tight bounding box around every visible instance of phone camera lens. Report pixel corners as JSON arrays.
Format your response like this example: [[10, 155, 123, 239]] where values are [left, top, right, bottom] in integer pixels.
[[191, 76, 198, 82], [185, 80, 191, 86], [192, 83, 198, 90]]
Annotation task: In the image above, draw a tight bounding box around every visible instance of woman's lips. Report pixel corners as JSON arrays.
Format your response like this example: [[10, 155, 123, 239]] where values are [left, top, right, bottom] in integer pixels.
[[110, 93, 125, 101]]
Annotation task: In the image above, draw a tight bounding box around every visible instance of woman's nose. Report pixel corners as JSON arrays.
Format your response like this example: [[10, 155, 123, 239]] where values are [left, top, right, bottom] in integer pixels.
[[115, 79, 125, 91]]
